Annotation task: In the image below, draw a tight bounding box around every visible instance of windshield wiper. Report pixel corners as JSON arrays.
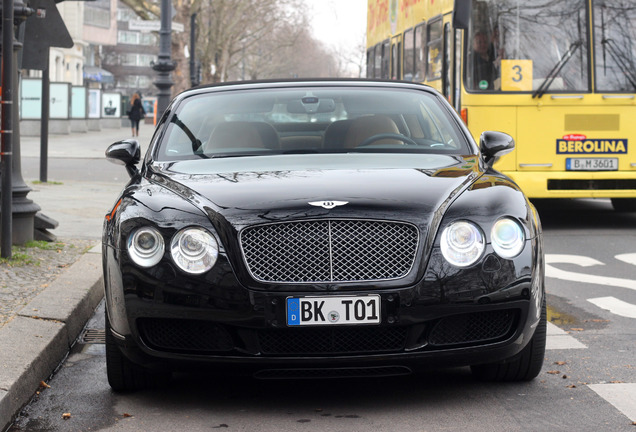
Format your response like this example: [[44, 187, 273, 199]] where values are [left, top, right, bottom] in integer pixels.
[[601, 38, 636, 91], [208, 152, 267, 159], [170, 115, 203, 154], [533, 40, 583, 98]]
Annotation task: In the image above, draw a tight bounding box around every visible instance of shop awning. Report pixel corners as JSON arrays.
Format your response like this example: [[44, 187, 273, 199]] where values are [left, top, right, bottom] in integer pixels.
[[83, 66, 114, 83]]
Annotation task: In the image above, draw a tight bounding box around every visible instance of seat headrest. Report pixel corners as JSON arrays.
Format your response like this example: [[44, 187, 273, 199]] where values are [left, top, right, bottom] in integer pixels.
[[206, 121, 279, 151], [343, 115, 400, 148]]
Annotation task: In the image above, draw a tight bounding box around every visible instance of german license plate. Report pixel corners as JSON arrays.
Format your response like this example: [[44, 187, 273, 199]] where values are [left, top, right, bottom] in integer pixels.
[[286, 295, 380, 326], [566, 158, 618, 171]]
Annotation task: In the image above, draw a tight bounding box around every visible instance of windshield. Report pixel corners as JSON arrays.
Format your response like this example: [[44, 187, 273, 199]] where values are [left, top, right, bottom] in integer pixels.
[[154, 86, 469, 161], [466, 0, 589, 93], [593, 0, 636, 92]]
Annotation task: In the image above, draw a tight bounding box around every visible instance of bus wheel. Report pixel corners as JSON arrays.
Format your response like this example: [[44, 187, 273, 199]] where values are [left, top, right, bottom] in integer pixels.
[[611, 198, 636, 212]]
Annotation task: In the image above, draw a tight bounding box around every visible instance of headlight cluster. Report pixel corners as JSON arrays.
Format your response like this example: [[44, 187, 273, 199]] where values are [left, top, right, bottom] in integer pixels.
[[440, 218, 525, 268], [127, 226, 219, 274]]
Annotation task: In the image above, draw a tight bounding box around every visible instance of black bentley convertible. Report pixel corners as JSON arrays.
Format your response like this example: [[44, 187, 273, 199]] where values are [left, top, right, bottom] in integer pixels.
[[103, 80, 545, 391]]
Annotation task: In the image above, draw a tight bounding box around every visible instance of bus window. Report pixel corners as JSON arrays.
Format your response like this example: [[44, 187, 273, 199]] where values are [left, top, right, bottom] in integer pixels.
[[466, 0, 589, 93], [593, 1, 636, 92], [381, 39, 390, 79], [443, 22, 452, 99], [454, 29, 462, 111], [391, 36, 401, 80], [427, 18, 443, 80], [403, 27, 415, 81], [366, 47, 375, 78], [374, 43, 382, 79], [414, 23, 426, 82]]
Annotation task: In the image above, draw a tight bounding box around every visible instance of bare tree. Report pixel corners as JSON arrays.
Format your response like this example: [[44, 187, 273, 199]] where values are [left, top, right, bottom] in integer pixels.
[[120, 0, 348, 95]]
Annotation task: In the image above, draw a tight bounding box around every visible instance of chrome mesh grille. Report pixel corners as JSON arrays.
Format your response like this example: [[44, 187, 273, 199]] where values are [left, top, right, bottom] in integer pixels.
[[240, 220, 419, 283]]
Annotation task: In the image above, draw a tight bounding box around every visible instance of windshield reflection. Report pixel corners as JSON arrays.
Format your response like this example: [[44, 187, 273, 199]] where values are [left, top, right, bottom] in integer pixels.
[[467, 0, 589, 93]]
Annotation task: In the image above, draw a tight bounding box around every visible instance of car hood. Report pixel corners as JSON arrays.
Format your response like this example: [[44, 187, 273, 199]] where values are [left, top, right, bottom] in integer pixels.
[[149, 153, 481, 230]]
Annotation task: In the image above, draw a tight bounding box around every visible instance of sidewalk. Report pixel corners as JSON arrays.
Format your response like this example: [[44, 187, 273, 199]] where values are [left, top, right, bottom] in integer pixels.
[[0, 123, 155, 431]]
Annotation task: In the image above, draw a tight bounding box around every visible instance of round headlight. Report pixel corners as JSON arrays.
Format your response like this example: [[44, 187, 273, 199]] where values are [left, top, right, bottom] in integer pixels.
[[128, 227, 165, 267], [170, 227, 219, 274], [491, 218, 525, 259], [440, 221, 485, 267]]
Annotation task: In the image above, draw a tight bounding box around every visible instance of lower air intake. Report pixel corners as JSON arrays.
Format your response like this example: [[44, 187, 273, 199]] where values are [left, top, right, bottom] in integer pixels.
[[428, 310, 517, 347]]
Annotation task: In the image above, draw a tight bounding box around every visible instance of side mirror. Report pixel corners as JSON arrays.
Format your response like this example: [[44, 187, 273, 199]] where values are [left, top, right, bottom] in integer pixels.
[[106, 139, 141, 178], [479, 131, 514, 168], [452, 0, 471, 29]]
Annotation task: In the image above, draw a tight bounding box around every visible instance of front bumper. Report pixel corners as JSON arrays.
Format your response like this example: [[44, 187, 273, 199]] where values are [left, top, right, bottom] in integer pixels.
[[104, 241, 543, 376]]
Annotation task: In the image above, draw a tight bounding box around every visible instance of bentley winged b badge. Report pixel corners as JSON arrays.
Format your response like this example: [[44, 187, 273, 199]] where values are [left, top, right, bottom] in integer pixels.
[[308, 200, 348, 210]]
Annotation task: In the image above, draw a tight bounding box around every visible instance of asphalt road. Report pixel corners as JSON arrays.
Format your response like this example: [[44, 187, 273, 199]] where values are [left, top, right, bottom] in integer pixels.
[[7, 152, 636, 432]]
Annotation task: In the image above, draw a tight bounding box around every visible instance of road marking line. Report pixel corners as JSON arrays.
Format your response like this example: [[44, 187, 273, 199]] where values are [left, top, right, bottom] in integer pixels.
[[545, 254, 636, 292], [588, 383, 636, 422], [545, 254, 604, 267], [616, 253, 636, 266], [546, 322, 587, 350], [588, 296, 636, 319]]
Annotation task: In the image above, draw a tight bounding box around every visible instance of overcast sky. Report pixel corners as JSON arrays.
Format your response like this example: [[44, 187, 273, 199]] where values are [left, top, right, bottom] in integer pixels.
[[304, 0, 368, 52]]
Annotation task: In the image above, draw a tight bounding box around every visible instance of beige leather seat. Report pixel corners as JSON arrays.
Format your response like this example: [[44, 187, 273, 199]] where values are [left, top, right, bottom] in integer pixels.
[[342, 115, 401, 148], [205, 121, 279, 152]]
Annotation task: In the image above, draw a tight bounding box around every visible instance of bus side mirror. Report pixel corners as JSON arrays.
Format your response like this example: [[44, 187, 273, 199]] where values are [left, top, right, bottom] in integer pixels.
[[480, 131, 514, 168], [453, 0, 471, 29]]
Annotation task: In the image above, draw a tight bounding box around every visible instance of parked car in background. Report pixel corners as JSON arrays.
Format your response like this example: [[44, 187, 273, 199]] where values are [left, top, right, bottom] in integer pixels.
[[103, 79, 545, 391]]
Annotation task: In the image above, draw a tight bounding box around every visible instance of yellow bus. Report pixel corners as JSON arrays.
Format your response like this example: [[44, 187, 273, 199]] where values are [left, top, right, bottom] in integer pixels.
[[366, 0, 636, 211]]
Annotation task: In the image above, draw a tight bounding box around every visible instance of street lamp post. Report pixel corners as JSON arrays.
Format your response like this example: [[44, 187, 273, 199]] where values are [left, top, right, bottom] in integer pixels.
[[152, 0, 175, 117], [0, 0, 39, 255]]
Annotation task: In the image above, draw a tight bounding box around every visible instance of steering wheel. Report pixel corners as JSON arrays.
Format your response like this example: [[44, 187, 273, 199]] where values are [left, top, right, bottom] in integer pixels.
[[358, 133, 418, 147]]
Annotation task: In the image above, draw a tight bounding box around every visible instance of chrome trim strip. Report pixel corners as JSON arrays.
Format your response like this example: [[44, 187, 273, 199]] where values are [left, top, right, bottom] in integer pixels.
[[519, 163, 553, 167], [110, 327, 126, 341]]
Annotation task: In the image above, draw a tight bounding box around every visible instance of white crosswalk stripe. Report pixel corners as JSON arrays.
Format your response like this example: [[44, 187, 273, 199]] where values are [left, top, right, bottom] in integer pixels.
[[588, 383, 636, 423], [546, 322, 587, 350], [588, 296, 636, 319]]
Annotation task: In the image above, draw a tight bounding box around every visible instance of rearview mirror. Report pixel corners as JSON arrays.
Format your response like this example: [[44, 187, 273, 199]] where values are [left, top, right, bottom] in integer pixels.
[[479, 131, 514, 168], [287, 98, 336, 114], [106, 139, 141, 178]]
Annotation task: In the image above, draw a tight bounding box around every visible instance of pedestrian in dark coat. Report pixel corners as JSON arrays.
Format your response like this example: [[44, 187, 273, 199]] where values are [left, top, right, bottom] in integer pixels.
[[128, 93, 146, 137]]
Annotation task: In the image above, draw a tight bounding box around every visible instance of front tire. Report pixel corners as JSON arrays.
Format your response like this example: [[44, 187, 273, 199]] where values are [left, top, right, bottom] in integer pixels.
[[611, 198, 636, 212], [105, 310, 170, 391], [470, 298, 546, 382]]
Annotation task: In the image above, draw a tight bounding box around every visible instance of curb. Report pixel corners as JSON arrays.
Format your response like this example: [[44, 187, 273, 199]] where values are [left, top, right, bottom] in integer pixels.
[[0, 245, 104, 431]]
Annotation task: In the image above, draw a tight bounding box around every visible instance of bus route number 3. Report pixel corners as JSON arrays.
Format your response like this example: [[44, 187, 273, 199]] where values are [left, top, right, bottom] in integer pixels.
[[501, 59, 533, 91]]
